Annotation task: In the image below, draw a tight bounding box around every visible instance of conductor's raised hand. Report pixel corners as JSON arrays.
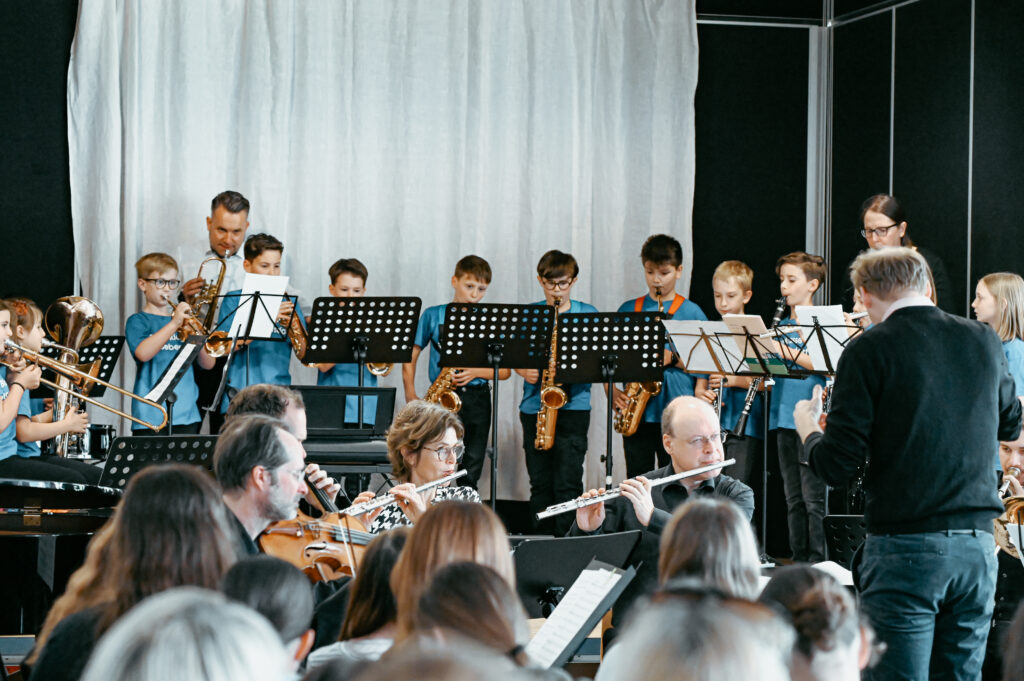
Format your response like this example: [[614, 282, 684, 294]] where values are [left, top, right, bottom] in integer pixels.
[[575, 488, 607, 532], [618, 476, 654, 527], [794, 384, 825, 442]]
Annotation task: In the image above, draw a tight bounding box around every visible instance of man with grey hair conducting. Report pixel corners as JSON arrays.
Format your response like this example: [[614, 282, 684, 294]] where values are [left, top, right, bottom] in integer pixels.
[[794, 246, 1022, 681]]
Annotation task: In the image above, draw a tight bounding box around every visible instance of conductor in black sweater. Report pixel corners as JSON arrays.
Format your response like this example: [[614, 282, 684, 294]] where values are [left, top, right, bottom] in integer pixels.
[[794, 247, 1023, 681]]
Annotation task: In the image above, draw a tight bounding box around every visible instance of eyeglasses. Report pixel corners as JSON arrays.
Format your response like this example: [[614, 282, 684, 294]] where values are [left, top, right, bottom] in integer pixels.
[[542, 278, 575, 291], [422, 443, 465, 462], [143, 278, 181, 289], [860, 224, 899, 239], [273, 466, 306, 483], [684, 430, 728, 449]]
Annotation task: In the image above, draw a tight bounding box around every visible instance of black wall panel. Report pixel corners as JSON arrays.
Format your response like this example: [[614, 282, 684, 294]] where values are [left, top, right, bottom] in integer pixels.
[[830, 11, 892, 307], [891, 0, 972, 315], [0, 0, 78, 307], [691, 24, 809, 322], [971, 0, 1024, 279]]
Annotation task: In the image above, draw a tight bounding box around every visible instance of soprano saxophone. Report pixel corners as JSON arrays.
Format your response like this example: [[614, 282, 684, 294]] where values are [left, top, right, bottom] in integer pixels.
[[614, 287, 664, 437], [535, 297, 567, 451]]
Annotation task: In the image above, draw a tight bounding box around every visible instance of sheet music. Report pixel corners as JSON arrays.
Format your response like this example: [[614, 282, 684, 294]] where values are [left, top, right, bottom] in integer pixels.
[[794, 305, 848, 372], [228, 273, 290, 339], [665, 320, 739, 374], [526, 565, 623, 668], [722, 314, 789, 375], [144, 342, 199, 402]]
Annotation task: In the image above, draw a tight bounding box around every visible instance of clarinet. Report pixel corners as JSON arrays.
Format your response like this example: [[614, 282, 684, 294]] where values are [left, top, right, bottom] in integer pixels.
[[732, 296, 787, 439]]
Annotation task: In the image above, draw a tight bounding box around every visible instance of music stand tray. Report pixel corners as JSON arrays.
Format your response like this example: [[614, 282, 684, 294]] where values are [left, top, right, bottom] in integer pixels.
[[99, 435, 217, 490], [303, 296, 422, 365]]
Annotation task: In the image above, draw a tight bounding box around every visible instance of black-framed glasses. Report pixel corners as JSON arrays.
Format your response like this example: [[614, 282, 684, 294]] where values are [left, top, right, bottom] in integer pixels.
[[860, 224, 899, 239], [143, 278, 181, 289], [423, 443, 465, 462], [542, 278, 575, 291], [684, 430, 728, 449]]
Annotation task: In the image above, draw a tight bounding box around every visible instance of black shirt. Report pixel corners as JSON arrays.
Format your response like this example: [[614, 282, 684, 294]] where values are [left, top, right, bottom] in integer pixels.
[[229, 509, 261, 558]]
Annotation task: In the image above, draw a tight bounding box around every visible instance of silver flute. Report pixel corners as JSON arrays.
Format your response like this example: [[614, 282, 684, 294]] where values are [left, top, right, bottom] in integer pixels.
[[342, 469, 467, 516], [536, 459, 735, 520]]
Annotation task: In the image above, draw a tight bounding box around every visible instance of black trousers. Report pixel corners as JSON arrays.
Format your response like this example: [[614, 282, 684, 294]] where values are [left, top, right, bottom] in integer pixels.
[[193, 358, 226, 432], [456, 383, 492, 491], [621, 421, 670, 479], [724, 434, 763, 490], [0, 456, 101, 484], [520, 409, 590, 536]]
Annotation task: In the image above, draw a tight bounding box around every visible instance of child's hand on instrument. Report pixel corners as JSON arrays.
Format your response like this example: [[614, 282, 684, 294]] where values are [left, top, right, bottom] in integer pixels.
[[452, 369, 476, 387], [171, 302, 191, 329], [277, 300, 296, 324], [59, 409, 89, 434], [520, 369, 540, 385], [612, 387, 629, 413], [9, 364, 41, 390]]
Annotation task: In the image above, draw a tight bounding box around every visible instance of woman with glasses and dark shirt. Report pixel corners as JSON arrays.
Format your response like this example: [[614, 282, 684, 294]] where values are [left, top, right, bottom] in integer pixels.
[[367, 400, 480, 534], [843, 194, 953, 312]]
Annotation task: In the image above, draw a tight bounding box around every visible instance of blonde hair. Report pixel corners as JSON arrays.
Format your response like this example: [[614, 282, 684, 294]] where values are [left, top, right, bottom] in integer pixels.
[[980, 272, 1024, 342], [386, 400, 464, 482], [849, 247, 931, 301], [5, 297, 42, 340], [713, 261, 754, 293], [135, 252, 179, 279], [390, 502, 513, 639]]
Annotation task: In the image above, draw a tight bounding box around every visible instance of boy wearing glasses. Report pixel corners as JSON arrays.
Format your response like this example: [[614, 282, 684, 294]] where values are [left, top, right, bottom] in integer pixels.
[[613, 234, 708, 479], [126, 252, 215, 435], [515, 250, 599, 535]]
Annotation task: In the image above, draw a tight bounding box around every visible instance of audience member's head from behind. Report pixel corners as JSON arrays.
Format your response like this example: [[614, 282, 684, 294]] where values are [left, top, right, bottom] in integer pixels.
[[386, 400, 465, 484], [346, 637, 525, 681], [661, 396, 726, 488], [30, 464, 236, 663], [850, 246, 933, 324], [225, 383, 307, 441], [80, 587, 289, 681], [221, 555, 315, 669], [600, 593, 793, 681], [413, 562, 530, 666], [341, 527, 411, 641], [390, 501, 512, 638], [658, 497, 761, 600], [215, 414, 308, 537], [758, 565, 877, 681]]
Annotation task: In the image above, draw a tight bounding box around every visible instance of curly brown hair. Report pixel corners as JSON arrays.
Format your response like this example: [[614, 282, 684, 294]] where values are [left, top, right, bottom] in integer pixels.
[[386, 400, 464, 482]]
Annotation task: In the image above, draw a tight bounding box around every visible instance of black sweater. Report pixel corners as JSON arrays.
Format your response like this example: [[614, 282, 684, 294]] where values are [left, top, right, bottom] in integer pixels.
[[804, 305, 1021, 534]]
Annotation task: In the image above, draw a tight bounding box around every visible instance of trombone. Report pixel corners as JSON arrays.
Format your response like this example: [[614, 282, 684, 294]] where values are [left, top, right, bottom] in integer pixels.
[[2, 340, 168, 433]]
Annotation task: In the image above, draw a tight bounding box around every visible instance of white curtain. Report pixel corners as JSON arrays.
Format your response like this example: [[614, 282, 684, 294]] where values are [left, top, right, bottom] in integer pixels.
[[67, 0, 698, 498]]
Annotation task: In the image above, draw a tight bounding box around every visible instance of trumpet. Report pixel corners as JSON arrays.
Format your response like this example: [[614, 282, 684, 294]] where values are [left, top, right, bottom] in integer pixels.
[[536, 459, 735, 520], [1001, 466, 1022, 497], [187, 255, 227, 334], [162, 295, 230, 357], [366, 363, 393, 377], [2, 340, 168, 433], [342, 470, 467, 517]]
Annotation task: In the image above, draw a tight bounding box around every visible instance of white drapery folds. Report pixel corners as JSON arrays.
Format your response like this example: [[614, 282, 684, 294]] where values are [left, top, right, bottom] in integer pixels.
[[67, 0, 698, 496]]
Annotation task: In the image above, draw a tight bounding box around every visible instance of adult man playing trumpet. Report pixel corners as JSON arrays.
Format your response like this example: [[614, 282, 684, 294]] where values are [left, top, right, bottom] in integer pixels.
[[571, 396, 753, 624]]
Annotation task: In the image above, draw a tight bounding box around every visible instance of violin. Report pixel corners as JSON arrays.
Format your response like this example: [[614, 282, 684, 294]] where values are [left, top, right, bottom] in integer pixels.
[[257, 472, 374, 583]]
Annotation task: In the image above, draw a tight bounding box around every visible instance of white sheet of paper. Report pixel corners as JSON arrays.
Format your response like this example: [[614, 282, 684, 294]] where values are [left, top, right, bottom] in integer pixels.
[[1006, 524, 1024, 569], [794, 305, 849, 372], [228, 273, 290, 340], [526, 566, 623, 668], [665, 320, 742, 374], [144, 342, 199, 402], [721, 314, 790, 375], [812, 560, 855, 586]]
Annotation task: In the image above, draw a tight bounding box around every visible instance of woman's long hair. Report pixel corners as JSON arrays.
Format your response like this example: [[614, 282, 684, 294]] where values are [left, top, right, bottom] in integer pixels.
[[339, 527, 410, 640], [981, 272, 1024, 342], [29, 465, 237, 662]]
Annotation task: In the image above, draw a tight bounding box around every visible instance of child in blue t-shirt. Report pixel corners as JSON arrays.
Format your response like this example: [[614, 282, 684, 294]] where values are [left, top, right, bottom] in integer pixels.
[[0, 300, 48, 478], [316, 258, 380, 425], [218, 234, 304, 412], [613, 234, 707, 479], [126, 253, 215, 434], [972, 272, 1024, 395], [515, 250, 598, 535], [403, 255, 511, 491], [768, 251, 829, 563]]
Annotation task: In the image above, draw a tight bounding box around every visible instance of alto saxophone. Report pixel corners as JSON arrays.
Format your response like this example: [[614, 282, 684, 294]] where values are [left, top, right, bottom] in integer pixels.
[[425, 367, 462, 412], [615, 286, 664, 437], [281, 295, 308, 362], [535, 297, 567, 450]]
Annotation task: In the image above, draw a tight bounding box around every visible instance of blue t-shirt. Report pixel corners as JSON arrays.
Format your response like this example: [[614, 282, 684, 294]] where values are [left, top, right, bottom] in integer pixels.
[[15, 392, 46, 458], [126, 311, 202, 428], [616, 293, 707, 423], [520, 300, 599, 413], [719, 384, 764, 439], [0, 368, 19, 461], [1004, 338, 1024, 396], [317, 363, 378, 424], [218, 290, 303, 412], [413, 304, 487, 387], [768, 318, 827, 431]]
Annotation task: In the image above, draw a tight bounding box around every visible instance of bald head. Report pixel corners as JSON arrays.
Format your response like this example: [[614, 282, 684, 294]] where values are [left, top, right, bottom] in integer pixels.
[[661, 396, 725, 483], [662, 396, 718, 439]]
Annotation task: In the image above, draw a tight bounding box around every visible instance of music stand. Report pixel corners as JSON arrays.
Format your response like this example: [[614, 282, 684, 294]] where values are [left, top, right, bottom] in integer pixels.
[[514, 530, 641, 618], [556, 312, 664, 487], [31, 335, 125, 400], [144, 336, 205, 435], [437, 303, 554, 507], [99, 435, 217, 490]]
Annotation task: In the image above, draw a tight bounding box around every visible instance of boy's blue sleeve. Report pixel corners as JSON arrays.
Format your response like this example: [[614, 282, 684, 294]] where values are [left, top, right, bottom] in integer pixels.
[[124, 313, 147, 357], [414, 306, 436, 349]]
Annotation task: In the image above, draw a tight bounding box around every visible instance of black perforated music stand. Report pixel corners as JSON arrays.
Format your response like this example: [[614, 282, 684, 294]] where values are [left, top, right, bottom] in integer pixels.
[[556, 312, 664, 487], [436, 303, 554, 507], [31, 335, 125, 400], [302, 296, 421, 425], [99, 435, 218, 490]]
